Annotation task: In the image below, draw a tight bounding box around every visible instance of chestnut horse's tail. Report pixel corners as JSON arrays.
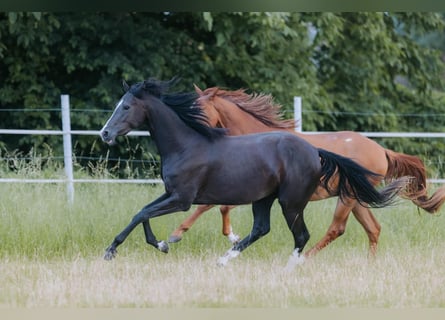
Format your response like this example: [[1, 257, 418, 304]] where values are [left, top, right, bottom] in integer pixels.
[[385, 149, 445, 213], [317, 148, 409, 208]]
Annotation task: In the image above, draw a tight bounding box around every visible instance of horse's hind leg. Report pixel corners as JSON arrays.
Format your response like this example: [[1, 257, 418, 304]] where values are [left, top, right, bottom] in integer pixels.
[[279, 203, 310, 270], [351, 203, 381, 257], [217, 195, 275, 266], [304, 199, 355, 258], [168, 204, 215, 243]]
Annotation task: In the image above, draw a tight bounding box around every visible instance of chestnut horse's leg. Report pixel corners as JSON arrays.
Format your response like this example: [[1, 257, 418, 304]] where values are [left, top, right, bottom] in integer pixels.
[[169, 204, 240, 244], [168, 204, 215, 243], [220, 205, 232, 235], [351, 203, 381, 257], [220, 205, 240, 244], [304, 199, 382, 258], [304, 199, 355, 257]]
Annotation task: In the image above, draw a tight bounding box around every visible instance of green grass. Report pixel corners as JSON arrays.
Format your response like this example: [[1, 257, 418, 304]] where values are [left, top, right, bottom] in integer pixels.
[[1, 179, 445, 307]]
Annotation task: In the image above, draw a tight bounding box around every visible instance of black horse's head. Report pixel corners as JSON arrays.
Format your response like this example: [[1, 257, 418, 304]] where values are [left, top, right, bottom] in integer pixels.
[[100, 81, 147, 145], [100, 78, 176, 145], [100, 77, 224, 145]]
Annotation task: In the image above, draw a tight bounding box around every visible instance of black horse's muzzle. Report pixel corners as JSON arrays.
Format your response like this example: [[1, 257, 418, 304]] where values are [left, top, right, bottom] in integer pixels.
[[100, 129, 116, 145]]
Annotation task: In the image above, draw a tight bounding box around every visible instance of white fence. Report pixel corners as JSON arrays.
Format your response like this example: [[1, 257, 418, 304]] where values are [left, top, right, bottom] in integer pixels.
[[1, 95, 444, 203]]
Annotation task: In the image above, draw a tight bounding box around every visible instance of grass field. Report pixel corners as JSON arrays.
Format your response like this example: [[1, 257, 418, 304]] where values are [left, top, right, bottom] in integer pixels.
[[1, 180, 445, 307]]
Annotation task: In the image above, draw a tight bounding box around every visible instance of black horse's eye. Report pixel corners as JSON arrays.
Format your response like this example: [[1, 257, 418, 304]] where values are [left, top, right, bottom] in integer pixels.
[[123, 105, 130, 110]]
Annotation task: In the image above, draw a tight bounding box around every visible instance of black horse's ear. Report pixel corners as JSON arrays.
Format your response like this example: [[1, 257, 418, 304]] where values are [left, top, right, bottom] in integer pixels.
[[122, 80, 130, 92], [168, 76, 181, 88]]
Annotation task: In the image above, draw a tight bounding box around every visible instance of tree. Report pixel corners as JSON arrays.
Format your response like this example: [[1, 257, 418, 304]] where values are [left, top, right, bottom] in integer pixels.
[[1, 12, 444, 176]]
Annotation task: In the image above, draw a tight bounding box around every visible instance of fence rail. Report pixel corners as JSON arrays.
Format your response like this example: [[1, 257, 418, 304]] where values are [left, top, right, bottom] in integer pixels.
[[0, 129, 150, 136], [3, 129, 445, 139], [1, 95, 444, 204]]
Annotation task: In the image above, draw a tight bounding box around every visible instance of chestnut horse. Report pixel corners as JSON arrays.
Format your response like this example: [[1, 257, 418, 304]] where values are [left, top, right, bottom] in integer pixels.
[[169, 86, 445, 257]]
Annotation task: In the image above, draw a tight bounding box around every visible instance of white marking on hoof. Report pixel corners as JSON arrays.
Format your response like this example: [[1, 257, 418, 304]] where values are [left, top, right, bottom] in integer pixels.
[[157, 240, 169, 253], [285, 249, 305, 271], [217, 249, 240, 267], [228, 231, 241, 244]]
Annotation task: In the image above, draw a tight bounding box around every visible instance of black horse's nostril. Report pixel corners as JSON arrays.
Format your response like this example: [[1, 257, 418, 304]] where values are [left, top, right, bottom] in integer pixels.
[[101, 129, 115, 144]]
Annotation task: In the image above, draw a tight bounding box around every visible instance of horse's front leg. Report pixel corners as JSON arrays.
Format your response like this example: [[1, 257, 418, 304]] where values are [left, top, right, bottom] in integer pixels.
[[104, 192, 190, 260], [142, 220, 169, 253], [220, 205, 240, 244]]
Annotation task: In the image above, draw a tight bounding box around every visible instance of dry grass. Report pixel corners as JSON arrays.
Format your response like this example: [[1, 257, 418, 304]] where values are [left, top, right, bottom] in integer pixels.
[[1, 248, 445, 307]]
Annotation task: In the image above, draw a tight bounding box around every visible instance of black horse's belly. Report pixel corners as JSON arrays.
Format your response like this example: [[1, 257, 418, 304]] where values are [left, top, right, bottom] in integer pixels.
[[194, 166, 280, 205]]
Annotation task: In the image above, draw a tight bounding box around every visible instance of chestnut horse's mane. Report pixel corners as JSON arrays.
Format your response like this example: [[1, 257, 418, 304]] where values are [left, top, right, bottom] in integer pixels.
[[200, 87, 296, 129]]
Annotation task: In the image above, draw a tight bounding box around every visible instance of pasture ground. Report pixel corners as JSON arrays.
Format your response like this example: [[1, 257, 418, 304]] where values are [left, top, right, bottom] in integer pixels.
[[1, 181, 445, 307]]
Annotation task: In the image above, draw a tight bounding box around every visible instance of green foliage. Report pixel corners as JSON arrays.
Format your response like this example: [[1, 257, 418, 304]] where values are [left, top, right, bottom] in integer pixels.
[[306, 13, 444, 130], [0, 12, 444, 176]]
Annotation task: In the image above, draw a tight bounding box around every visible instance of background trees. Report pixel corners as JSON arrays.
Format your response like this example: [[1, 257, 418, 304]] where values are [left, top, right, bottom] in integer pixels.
[[1, 12, 444, 176]]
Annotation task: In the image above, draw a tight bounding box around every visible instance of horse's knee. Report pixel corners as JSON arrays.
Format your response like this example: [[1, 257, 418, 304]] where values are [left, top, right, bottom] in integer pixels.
[[337, 226, 346, 237], [253, 224, 270, 238]]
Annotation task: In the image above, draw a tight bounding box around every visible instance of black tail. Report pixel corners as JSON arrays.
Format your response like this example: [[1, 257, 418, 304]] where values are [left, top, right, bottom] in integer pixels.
[[318, 148, 410, 208]]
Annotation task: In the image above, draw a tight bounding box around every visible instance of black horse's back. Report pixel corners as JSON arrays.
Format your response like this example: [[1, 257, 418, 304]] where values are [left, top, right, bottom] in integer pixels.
[[317, 148, 408, 208]]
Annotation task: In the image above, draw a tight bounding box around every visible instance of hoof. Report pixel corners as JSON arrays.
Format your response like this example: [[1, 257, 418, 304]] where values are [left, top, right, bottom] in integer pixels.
[[217, 249, 240, 267], [285, 249, 305, 272], [168, 234, 182, 243], [104, 247, 117, 261], [228, 232, 241, 245], [157, 240, 169, 253]]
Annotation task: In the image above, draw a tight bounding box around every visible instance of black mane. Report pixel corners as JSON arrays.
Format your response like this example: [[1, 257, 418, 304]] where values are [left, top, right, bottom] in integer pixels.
[[128, 78, 226, 140]]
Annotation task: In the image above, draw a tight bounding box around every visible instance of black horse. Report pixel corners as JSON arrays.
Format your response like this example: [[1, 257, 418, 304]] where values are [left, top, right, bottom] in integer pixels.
[[100, 78, 408, 267]]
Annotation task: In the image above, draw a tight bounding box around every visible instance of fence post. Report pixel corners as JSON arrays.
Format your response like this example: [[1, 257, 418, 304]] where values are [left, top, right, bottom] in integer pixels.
[[61, 95, 74, 204], [294, 96, 302, 132]]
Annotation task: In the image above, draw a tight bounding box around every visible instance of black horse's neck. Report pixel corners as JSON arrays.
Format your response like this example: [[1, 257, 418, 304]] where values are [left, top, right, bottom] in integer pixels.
[[125, 79, 225, 159], [142, 95, 217, 158]]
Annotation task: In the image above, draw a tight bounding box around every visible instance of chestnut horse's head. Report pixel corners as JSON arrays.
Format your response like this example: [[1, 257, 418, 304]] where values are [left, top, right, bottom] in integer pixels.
[[194, 85, 296, 134], [194, 85, 225, 128]]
